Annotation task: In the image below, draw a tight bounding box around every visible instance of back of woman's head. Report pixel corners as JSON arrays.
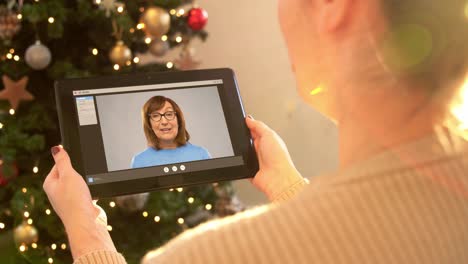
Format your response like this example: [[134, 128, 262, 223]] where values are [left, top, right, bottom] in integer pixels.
[[380, 0, 467, 133], [380, 0, 466, 86]]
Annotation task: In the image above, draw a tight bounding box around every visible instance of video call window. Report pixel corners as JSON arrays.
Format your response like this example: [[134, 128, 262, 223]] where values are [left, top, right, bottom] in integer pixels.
[[73, 80, 235, 176]]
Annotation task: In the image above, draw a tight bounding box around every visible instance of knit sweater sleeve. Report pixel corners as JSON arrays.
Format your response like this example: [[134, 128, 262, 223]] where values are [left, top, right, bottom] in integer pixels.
[[73, 250, 126, 264]]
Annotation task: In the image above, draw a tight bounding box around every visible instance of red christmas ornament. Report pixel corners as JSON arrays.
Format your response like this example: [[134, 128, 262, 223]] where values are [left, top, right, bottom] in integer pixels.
[[0, 161, 18, 186], [187, 8, 208, 31]]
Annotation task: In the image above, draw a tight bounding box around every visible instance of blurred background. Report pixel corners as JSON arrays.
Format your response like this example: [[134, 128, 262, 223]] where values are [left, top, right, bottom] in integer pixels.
[[0, 0, 337, 263]]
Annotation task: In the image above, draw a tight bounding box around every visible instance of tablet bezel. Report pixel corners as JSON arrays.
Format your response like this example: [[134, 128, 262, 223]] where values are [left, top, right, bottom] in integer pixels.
[[55, 68, 258, 198]]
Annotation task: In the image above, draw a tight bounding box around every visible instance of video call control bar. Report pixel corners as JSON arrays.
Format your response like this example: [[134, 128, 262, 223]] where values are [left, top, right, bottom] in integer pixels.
[[86, 155, 244, 185], [73, 79, 223, 96]]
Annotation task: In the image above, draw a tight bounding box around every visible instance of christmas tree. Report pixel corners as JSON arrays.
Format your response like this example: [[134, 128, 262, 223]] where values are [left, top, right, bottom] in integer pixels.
[[0, 1, 242, 263]]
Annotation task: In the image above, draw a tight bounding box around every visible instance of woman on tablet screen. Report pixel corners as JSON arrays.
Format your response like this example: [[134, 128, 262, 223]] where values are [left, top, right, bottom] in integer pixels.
[[130, 95, 211, 168], [44, 0, 467, 263]]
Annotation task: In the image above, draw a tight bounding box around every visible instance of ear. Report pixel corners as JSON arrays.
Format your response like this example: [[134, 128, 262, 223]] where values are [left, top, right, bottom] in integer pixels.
[[317, 0, 353, 33]]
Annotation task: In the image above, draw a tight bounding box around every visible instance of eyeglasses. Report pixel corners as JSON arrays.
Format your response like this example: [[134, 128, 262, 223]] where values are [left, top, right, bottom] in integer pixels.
[[148, 111, 177, 122]]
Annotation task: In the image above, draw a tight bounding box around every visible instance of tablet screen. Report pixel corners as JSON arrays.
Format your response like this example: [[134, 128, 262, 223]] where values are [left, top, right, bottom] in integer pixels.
[[72, 78, 242, 185]]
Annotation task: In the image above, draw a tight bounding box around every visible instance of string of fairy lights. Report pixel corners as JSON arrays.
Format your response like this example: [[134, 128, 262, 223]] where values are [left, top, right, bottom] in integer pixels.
[[0, 1, 211, 262], [0, 183, 216, 263]]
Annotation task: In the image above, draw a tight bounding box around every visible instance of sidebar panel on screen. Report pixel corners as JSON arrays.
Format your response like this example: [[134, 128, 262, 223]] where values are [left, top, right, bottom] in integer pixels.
[[75, 96, 108, 177]]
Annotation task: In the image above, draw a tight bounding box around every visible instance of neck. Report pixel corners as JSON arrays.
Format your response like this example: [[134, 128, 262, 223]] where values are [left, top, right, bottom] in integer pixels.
[[159, 141, 177, 149], [337, 92, 441, 169]]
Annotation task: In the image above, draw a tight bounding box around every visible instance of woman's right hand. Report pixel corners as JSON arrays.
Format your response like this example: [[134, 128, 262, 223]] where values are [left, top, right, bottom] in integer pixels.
[[245, 116, 306, 201]]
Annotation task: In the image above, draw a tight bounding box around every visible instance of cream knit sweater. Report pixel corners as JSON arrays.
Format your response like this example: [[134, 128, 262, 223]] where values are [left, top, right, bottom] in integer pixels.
[[75, 132, 468, 264]]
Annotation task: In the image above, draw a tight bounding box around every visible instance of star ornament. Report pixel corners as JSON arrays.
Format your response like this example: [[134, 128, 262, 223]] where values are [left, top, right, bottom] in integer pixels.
[[0, 75, 34, 110]]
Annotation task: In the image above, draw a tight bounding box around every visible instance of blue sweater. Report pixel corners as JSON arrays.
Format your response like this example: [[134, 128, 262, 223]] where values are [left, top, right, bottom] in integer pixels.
[[131, 143, 211, 169]]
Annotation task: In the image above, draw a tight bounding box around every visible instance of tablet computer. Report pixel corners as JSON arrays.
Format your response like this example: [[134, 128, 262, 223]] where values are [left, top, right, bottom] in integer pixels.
[[55, 68, 258, 198]]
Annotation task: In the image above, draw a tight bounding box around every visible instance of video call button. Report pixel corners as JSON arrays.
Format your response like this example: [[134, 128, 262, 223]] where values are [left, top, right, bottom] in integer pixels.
[[163, 167, 169, 173], [172, 166, 178, 172], [180, 165, 186, 171]]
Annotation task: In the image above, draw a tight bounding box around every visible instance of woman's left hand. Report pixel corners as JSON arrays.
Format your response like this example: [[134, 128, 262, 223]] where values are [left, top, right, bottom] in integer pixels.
[[43, 146, 117, 259]]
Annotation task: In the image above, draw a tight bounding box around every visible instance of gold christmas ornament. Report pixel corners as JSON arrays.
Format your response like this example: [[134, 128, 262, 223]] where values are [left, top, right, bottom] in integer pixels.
[[109, 40, 132, 66], [14, 222, 39, 245], [140, 7, 170, 38]]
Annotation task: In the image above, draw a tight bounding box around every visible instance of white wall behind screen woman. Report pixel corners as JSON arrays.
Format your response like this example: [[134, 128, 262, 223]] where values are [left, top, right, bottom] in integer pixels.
[[96, 86, 234, 172]]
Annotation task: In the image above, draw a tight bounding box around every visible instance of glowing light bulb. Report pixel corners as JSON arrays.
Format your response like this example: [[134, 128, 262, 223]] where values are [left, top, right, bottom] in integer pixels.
[[61, 243, 67, 250], [9, 49, 14, 53], [133, 57, 140, 64], [27, 219, 33, 225], [166, 62, 173, 69], [22, 188, 27, 193], [0, 222, 5, 229], [136, 23, 145, 30], [142, 211, 148, 217], [170, 9, 176, 15], [145, 37, 152, 44], [48, 17, 55, 23], [188, 197, 194, 204], [19, 245, 26, 252], [33, 166, 39, 173], [92, 48, 98, 55], [17, 14, 22, 20], [24, 211, 30, 218], [31, 243, 37, 249], [113, 64, 120, 70], [175, 36, 183, 43], [6, 53, 12, 59], [154, 216, 160, 222], [107, 225, 112, 231], [9, 109, 15, 115], [117, 6, 124, 13], [45, 209, 51, 215], [177, 218, 184, 224], [51, 243, 57, 250], [48, 257, 53, 263], [109, 201, 116, 207], [0, 122, 3, 129], [177, 188, 183, 192], [161, 35, 168, 41], [205, 204, 212, 210], [13, 55, 19, 61]]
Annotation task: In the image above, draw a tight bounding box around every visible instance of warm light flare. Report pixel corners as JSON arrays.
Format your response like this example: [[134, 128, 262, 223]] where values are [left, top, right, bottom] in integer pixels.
[[450, 77, 468, 130], [19, 245, 26, 252], [310, 85, 324, 96]]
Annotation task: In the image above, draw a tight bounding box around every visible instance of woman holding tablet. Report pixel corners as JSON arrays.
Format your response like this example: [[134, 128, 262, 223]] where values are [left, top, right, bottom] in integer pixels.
[[131, 95, 211, 168], [44, 0, 467, 263]]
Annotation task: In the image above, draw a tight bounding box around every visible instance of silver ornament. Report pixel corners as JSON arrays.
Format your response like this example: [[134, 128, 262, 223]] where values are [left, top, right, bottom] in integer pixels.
[[25, 41, 52, 70], [115, 192, 149, 213], [149, 40, 169, 57]]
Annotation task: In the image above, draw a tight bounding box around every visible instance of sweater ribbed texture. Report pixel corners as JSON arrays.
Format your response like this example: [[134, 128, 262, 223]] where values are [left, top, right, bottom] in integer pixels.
[[74, 131, 468, 264]]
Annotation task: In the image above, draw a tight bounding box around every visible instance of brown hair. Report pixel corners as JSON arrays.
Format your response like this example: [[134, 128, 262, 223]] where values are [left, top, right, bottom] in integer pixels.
[[142, 96, 190, 150]]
